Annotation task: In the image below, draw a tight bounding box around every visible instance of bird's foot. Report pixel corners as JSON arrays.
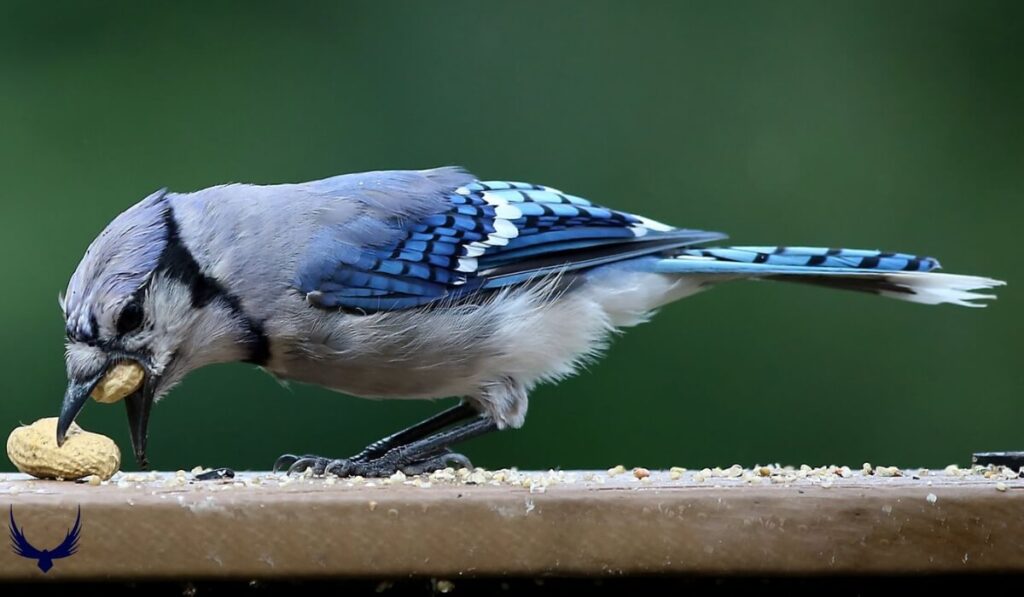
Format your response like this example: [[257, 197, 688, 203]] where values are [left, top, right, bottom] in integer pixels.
[[273, 448, 472, 478], [274, 413, 495, 478]]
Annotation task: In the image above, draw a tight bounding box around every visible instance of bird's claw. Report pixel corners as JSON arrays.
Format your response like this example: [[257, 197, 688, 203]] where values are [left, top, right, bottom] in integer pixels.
[[272, 448, 472, 478], [272, 453, 304, 473], [272, 453, 339, 476], [400, 451, 472, 475]]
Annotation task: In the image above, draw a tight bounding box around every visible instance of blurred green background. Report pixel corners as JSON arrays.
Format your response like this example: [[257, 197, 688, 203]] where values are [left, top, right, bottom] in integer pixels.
[[1, 1, 1020, 473]]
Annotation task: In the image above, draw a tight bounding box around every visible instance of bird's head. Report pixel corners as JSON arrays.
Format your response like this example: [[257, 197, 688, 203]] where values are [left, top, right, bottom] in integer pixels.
[[58, 188, 261, 467]]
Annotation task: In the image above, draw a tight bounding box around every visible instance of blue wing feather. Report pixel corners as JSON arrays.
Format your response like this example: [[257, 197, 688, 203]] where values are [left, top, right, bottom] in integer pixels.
[[479, 228, 713, 269], [297, 174, 724, 312]]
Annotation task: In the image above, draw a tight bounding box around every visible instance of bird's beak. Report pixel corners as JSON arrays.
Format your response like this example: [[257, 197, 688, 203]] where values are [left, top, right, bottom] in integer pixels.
[[57, 368, 106, 447], [124, 377, 156, 468], [57, 360, 156, 469]]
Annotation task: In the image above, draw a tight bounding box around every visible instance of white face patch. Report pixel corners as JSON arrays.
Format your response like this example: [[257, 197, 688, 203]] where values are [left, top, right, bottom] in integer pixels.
[[137, 275, 255, 398], [63, 273, 258, 406]]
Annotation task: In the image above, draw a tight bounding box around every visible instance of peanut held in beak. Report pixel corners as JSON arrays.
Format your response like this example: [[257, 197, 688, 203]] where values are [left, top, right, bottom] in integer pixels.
[[90, 361, 145, 404]]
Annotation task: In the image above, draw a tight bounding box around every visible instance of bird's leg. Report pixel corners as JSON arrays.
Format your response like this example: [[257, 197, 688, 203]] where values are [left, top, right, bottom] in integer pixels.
[[274, 401, 480, 476], [345, 414, 498, 477], [350, 402, 479, 462]]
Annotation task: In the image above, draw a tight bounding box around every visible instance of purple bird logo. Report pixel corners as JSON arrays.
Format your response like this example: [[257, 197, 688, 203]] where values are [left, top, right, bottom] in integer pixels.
[[9, 506, 81, 572]]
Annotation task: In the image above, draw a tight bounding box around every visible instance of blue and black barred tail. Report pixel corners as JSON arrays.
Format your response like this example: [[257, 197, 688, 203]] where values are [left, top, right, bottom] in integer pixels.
[[652, 246, 1004, 307]]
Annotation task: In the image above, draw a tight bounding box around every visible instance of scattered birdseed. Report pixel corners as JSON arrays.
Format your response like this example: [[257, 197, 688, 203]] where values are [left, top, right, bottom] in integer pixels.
[[862, 463, 873, 475], [430, 468, 457, 482], [926, 493, 938, 504], [435, 579, 455, 594], [368, 501, 378, 512], [8, 464, 1008, 495]]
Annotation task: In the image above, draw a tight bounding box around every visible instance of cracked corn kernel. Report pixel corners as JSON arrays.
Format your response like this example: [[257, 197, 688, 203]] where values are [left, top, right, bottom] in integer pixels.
[[875, 466, 902, 477]]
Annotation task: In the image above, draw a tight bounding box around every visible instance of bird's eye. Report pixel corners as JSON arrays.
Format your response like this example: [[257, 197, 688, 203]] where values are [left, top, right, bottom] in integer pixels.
[[116, 300, 144, 335]]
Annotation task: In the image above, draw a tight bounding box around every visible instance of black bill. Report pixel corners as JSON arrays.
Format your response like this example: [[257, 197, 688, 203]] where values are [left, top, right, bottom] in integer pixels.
[[56, 368, 106, 447], [124, 378, 156, 468], [58, 360, 156, 469]]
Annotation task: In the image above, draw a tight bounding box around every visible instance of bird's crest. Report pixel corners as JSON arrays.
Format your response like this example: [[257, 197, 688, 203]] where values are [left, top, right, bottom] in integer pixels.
[[9, 506, 82, 573], [63, 188, 171, 343]]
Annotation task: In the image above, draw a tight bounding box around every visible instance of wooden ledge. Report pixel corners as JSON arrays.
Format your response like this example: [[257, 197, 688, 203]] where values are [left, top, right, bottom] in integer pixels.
[[1, 468, 1022, 580]]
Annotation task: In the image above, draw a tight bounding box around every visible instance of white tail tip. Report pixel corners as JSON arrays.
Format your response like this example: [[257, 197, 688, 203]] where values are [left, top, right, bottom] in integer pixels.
[[881, 272, 1006, 307]]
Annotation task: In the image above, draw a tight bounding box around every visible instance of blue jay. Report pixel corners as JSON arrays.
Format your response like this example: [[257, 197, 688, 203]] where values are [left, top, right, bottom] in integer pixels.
[[56, 167, 1004, 476]]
